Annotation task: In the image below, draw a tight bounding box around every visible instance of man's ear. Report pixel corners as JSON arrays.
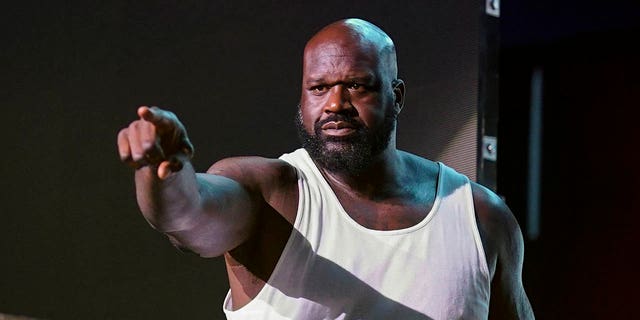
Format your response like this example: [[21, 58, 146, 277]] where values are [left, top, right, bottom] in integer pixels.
[[392, 79, 405, 115]]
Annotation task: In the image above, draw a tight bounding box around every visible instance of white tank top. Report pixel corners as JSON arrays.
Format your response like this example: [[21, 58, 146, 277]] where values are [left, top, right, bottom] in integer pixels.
[[223, 148, 490, 319]]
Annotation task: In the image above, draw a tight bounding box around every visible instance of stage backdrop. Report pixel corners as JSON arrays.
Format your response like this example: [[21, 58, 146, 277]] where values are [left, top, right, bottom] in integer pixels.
[[1, 1, 478, 318]]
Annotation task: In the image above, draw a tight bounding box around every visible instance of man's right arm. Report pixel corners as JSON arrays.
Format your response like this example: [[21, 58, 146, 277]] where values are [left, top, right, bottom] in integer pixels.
[[118, 107, 262, 258]]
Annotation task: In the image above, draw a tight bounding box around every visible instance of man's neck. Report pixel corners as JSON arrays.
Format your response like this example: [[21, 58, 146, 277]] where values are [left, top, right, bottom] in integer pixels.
[[317, 147, 407, 201]]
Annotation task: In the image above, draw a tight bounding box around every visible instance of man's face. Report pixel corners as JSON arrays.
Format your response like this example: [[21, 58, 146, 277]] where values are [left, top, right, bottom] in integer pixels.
[[297, 34, 398, 174]]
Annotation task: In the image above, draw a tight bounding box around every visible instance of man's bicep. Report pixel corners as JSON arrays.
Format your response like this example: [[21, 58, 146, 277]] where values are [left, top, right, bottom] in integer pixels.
[[175, 156, 298, 257], [489, 212, 534, 319]]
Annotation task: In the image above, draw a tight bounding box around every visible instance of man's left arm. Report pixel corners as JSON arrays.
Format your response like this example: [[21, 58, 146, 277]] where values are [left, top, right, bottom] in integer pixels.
[[472, 183, 535, 320]]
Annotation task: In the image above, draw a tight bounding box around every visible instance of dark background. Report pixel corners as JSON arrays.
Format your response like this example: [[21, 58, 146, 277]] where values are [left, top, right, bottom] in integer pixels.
[[1, 1, 479, 319], [2, 0, 639, 319], [498, 0, 640, 318]]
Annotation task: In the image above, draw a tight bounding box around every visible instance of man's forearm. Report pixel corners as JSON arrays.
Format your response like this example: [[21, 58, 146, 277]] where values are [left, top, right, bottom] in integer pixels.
[[135, 160, 201, 232]]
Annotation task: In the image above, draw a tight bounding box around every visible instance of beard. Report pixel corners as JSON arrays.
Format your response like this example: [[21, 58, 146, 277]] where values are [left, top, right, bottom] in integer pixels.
[[295, 107, 397, 175]]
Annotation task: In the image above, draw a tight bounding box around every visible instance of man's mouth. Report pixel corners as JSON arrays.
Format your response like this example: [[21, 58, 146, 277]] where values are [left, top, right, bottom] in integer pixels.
[[321, 121, 357, 137]]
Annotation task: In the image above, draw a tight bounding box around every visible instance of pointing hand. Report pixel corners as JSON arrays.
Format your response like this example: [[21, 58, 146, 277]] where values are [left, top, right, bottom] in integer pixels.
[[117, 106, 194, 179]]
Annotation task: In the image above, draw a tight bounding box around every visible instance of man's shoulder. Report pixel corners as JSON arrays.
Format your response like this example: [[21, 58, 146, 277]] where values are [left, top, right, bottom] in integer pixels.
[[470, 181, 524, 276], [470, 182, 516, 229]]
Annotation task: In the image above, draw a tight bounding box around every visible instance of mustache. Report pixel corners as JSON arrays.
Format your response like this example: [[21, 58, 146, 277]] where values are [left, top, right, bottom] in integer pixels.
[[314, 114, 363, 131]]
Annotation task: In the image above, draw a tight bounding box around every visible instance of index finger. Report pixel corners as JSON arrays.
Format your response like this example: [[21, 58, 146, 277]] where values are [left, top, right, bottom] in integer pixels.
[[137, 106, 169, 125]]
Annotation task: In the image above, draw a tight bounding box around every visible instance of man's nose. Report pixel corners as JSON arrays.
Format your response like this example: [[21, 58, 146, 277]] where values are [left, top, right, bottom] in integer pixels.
[[324, 85, 352, 113]]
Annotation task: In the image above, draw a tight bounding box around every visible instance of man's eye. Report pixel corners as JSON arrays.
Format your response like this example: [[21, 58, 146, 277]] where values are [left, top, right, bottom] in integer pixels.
[[348, 83, 364, 91], [311, 86, 328, 94]]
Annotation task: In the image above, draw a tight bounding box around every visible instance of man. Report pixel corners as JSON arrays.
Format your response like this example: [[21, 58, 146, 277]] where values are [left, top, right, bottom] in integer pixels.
[[117, 18, 534, 319]]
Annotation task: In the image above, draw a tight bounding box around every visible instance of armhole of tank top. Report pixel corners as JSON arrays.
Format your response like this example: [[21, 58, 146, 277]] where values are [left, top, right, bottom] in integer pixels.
[[223, 163, 306, 316], [464, 177, 491, 282]]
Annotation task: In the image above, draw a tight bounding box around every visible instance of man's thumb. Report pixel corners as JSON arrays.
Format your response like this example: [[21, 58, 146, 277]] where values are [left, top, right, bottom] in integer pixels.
[[156, 157, 184, 180]]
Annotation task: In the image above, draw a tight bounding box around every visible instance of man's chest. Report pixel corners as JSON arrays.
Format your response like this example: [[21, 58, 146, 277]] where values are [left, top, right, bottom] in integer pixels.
[[332, 186, 437, 231]]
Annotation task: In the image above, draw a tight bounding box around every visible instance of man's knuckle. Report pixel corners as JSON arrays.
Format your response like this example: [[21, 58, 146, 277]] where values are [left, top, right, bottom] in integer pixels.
[[129, 120, 141, 130]]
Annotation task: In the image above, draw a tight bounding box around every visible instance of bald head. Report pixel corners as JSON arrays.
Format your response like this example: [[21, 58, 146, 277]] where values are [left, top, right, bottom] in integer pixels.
[[297, 19, 405, 173], [304, 18, 398, 81]]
